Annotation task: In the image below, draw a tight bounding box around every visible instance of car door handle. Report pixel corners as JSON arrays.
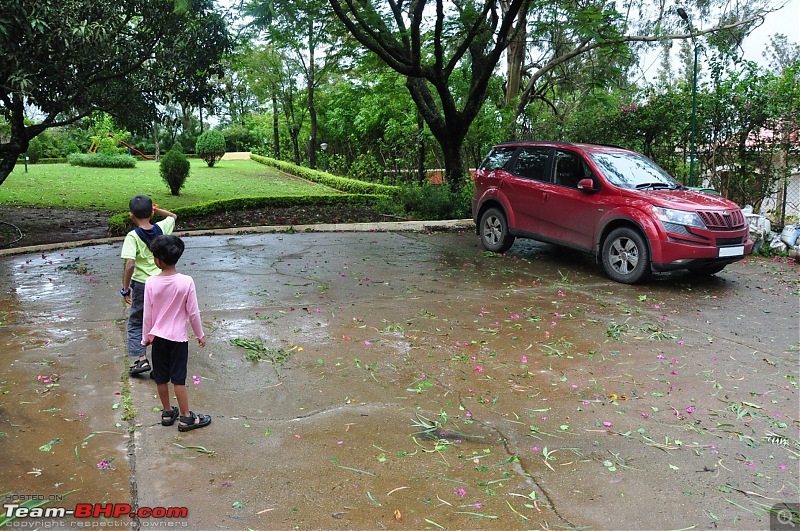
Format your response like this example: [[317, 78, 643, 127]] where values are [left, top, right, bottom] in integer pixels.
[[543, 192, 550, 201]]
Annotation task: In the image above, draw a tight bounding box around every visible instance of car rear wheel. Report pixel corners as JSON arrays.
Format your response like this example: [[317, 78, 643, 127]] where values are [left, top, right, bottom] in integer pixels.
[[479, 207, 515, 253], [688, 264, 726, 276], [602, 227, 651, 284]]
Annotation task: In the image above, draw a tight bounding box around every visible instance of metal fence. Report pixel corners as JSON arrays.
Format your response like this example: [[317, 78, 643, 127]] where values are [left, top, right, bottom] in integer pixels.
[[762, 173, 800, 228]]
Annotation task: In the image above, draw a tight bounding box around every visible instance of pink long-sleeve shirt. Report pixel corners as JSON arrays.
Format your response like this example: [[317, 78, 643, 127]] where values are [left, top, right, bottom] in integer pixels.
[[141, 273, 204, 345]]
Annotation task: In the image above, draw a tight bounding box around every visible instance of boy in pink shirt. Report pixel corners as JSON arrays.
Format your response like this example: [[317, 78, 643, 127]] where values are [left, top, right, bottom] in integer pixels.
[[141, 235, 210, 432]]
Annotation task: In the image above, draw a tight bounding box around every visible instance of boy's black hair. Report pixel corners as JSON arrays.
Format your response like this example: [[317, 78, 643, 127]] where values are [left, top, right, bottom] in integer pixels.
[[149, 235, 185, 266], [129, 195, 153, 219]]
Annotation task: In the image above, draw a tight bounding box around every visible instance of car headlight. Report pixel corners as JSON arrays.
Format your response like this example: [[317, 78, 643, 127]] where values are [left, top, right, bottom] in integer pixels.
[[652, 206, 705, 228]]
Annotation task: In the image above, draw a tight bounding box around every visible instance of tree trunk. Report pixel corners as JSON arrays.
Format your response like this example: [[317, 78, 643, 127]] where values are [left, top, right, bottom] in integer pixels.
[[416, 110, 426, 184], [290, 126, 301, 165], [307, 18, 318, 170], [441, 138, 467, 190], [272, 89, 280, 159], [0, 96, 29, 186], [504, 8, 527, 106], [407, 78, 469, 192], [153, 121, 161, 161]]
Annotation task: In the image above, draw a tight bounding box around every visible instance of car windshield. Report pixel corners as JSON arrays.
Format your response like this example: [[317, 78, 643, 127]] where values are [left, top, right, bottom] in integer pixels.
[[480, 147, 516, 171], [590, 152, 680, 190]]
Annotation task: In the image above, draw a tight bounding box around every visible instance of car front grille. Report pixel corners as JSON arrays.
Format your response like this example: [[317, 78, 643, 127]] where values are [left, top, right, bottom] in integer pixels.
[[698, 209, 745, 230], [717, 236, 744, 246]]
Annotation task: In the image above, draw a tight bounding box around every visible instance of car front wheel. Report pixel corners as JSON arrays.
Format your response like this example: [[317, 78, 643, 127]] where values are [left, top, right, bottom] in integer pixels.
[[479, 207, 515, 253], [602, 227, 651, 284]]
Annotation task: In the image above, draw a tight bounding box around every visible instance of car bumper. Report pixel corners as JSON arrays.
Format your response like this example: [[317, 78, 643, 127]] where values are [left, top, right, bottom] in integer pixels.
[[651, 237, 753, 272]]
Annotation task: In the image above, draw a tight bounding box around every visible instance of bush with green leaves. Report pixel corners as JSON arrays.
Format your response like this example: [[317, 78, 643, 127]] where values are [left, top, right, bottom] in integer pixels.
[[97, 136, 121, 155], [398, 182, 472, 220], [26, 137, 44, 163], [67, 153, 137, 168], [171, 141, 184, 153], [196, 130, 226, 167], [159, 149, 190, 195]]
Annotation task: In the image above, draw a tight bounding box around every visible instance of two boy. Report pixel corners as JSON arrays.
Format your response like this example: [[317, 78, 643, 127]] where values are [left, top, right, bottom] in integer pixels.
[[121, 195, 210, 431]]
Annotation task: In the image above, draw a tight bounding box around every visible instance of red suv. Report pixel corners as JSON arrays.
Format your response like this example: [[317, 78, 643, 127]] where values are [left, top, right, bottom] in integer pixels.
[[471, 142, 753, 283]]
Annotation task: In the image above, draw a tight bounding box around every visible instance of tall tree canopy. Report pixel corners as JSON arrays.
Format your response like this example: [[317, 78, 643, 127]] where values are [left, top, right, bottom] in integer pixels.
[[0, 0, 232, 184], [329, 0, 528, 189], [327, 0, 780, 189]]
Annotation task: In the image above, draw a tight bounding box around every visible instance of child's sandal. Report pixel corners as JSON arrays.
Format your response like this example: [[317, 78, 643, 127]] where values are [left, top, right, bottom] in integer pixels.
[[129, 359, 151, 375], [161, 406, 179, 426], [178, 411, 211, 432]]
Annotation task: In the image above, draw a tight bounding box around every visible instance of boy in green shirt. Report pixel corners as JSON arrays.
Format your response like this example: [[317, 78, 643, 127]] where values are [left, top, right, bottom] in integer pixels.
[[120, 194, 177, 376]]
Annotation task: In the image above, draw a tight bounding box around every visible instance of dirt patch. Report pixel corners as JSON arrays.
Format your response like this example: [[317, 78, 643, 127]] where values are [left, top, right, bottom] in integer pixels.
[[0, 204, 394, 249]]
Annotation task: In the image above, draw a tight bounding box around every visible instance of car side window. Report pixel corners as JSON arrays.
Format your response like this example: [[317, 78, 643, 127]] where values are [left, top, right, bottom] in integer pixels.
[[512, 147, 550, 181], [480, 147, 516, 171], [554, 151, 591, 188]]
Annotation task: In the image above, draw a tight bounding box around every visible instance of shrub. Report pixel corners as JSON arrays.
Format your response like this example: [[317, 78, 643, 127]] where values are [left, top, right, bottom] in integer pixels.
[[196, 130, 226, 167], [67, 153, 137, 168], [160, 149, 190, 195], [398, 182, 472, 220], [64, 141, 81, 156], [26, 137, 43, 163], [97, 136, 121, 155], [347, 153, 384, 182], [171, 141, 184, 153]]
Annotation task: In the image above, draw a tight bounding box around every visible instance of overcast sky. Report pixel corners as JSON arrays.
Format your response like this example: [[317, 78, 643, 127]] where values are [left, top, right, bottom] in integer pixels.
[[741, 0, 799, 64], [634, 1, 799, 84]]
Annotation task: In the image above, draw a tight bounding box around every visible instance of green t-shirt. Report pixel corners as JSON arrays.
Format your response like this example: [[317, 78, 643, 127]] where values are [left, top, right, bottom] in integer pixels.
[[120, 217, 176, 283]]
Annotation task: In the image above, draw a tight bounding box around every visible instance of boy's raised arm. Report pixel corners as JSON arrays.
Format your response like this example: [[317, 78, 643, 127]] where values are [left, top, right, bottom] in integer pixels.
[[154, 206, 177, 221]]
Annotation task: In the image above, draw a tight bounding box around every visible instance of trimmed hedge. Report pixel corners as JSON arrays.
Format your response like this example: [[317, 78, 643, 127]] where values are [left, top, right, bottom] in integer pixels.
[[107, 194, 391, 235], [251, 154, 400, 197], [68, 153, 137, 168]]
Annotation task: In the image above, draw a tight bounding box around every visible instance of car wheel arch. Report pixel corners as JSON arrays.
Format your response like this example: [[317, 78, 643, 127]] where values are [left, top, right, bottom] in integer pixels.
[[476, 199, 514, 232], [597, 217, 652, 262]]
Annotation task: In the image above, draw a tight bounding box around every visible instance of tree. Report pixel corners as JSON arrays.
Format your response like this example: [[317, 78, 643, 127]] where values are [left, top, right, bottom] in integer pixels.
[[240, 46, 287, 159], [761, 34, 800, 74], [248, 0, 344, 169], [160, 149, 191, 195], [0, 0, 232, 185], [328, 0, 528, 191], [196, 130, 227, 167], [320, 69, 429, 181], [328, 0, 777, 190], [704, 60, 800, 210]]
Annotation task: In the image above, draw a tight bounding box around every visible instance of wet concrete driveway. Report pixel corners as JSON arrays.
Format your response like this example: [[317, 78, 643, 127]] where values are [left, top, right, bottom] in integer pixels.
[[1, 223, 798, 530]]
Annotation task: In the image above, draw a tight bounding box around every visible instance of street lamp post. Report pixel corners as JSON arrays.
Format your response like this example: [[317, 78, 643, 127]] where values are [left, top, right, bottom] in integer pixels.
[[677, 7, 698, 188], [320, 143, 328, 172]]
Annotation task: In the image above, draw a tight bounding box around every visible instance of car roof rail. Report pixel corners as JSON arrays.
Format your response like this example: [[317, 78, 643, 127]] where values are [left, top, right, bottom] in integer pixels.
[[495, 140, 573, 147], [596, 143, 629, 150]]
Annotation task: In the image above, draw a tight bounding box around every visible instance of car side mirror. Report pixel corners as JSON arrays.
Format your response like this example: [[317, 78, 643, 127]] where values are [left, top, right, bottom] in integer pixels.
[[577, 178, 596, 192]]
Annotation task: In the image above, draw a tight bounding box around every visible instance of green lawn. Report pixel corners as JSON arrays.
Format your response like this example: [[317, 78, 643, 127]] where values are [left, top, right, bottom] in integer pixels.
[[0, 158, 339, 212]]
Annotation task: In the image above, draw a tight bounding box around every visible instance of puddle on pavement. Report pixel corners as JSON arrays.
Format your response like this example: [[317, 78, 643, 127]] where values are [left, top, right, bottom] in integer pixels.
[[1, 248, 132, 523]]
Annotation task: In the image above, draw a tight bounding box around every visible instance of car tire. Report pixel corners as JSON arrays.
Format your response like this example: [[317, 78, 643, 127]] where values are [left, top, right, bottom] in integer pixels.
[[479, 207, 515, 253], [688, 264, 726, 276], [602, 227, 651, 284]]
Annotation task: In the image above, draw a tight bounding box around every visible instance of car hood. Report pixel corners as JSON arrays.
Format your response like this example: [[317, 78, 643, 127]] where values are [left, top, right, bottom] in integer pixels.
[[640, 189, 741, 211]]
